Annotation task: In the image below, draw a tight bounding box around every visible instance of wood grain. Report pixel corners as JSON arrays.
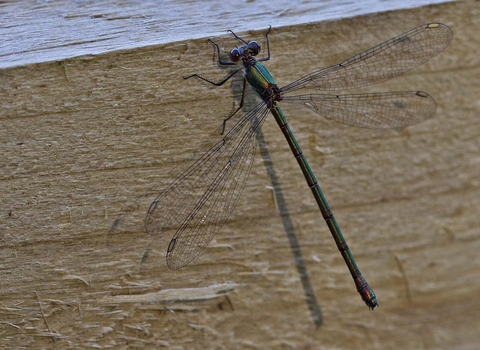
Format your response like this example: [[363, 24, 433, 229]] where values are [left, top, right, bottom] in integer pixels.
[[1, 1, 479, 349]]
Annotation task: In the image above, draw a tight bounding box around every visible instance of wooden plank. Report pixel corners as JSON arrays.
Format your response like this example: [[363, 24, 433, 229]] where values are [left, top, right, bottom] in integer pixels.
[[1, 1, 479, 349], [0, 0, 452, 67]]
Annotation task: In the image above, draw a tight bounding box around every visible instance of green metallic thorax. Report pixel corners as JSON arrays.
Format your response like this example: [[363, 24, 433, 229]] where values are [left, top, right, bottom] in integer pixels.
[[244, 63, 277, 97]]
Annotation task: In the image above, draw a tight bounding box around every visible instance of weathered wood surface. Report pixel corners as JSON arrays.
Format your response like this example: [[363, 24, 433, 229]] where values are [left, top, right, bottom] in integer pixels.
[[1, 1, 479, 349]]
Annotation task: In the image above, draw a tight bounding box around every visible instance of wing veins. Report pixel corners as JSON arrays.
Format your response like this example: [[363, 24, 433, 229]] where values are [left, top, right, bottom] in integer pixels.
[[282, 23, 452, 94]]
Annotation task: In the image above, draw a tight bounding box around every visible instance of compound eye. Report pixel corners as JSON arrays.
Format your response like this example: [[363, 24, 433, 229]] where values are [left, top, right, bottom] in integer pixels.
[[230, 48, 241, 62], [248, 41, 261, 55]]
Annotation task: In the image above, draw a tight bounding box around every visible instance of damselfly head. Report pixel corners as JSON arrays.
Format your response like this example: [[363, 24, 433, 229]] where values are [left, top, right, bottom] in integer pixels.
[[230, 41, 261, 62]]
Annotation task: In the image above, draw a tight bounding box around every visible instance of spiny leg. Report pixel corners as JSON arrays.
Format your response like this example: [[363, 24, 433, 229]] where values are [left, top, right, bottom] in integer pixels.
[[184, 38, 249, 134], [183, 37, 240, 85]]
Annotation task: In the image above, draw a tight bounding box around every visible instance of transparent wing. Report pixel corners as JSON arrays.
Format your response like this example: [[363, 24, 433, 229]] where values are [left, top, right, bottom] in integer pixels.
[[145, 103, 270, 270], [283, 91, 436, 128], [281, 23, 453, 94]]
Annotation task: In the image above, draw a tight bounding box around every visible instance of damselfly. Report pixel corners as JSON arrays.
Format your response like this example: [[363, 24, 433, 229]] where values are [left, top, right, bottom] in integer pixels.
[[145, 23, 452, 309]]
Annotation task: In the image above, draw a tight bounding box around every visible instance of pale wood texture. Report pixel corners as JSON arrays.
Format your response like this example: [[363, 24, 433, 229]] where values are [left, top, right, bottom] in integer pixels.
[[0, 0, 449, 68], [1, 1, 479, 349]]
